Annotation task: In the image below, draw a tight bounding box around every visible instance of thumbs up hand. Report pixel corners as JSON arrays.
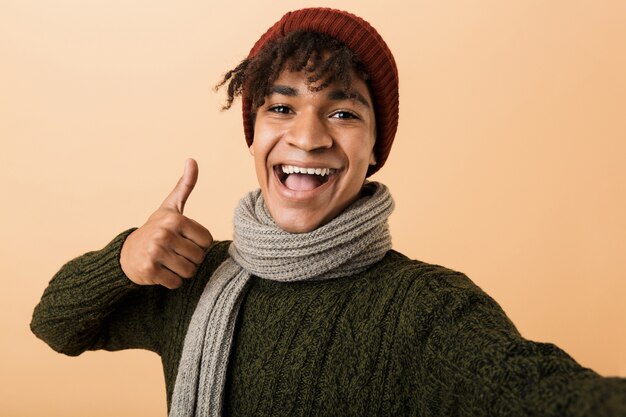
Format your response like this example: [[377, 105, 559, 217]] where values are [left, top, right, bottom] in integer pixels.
[[120, 159, 213, 289]]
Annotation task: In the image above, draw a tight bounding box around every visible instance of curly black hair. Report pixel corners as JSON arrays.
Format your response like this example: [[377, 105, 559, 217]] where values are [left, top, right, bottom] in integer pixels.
[[216, 31, 370, 112]]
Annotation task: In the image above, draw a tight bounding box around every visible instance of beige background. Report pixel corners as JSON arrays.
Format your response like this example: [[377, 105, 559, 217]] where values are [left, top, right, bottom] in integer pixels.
[[1, 0, 625, 415]]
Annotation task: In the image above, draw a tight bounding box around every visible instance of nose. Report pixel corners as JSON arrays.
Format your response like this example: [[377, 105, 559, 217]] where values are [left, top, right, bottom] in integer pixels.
[[285, 110, 333, 152]]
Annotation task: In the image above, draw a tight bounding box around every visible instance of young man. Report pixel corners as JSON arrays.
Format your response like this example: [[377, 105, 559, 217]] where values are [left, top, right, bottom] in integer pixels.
[[31, 7, 626, 417]]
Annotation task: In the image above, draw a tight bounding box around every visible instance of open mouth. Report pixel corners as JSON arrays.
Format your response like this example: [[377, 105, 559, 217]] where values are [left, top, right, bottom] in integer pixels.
[[275, 164, 337, 191]]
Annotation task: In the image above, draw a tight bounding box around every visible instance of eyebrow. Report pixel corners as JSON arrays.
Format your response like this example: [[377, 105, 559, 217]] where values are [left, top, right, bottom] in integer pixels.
[[326, 89, 371, 108], [268, 85, 371, 108], [269, 85, 298, 97]]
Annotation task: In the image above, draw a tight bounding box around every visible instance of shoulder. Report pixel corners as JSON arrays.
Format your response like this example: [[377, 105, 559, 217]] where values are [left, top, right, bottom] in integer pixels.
[[368, 250, 516, 330], [371, 249, 479, 293]]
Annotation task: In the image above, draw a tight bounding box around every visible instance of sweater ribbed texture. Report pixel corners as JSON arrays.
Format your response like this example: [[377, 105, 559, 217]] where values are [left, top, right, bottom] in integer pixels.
[[170, 183, 393, 416], [31, 232, 626, 416]]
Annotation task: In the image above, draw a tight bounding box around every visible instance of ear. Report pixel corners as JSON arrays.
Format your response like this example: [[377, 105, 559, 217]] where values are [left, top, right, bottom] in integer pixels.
[[369, 150, 377, 166]]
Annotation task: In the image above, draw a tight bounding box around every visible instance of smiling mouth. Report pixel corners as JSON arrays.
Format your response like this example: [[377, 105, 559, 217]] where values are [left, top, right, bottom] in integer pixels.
[[275, 164, 338, 191]]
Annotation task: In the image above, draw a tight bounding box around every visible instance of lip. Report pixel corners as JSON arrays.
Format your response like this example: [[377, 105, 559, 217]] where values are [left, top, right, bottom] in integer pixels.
[[271, 163, 340, 201]]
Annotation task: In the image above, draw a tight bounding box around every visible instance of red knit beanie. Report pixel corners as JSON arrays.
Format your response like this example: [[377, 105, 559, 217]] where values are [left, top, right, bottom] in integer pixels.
[[242, 7, 399, 177]]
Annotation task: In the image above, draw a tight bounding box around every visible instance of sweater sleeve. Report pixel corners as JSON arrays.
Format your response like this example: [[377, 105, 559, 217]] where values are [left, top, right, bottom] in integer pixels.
[[30, 229, 170, 356], [391, 264, 626, 417]]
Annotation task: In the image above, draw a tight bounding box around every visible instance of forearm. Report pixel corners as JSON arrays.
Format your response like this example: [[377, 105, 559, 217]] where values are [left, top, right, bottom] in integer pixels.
[[30, 229, 148, 355], [421, 284, 626, 417]]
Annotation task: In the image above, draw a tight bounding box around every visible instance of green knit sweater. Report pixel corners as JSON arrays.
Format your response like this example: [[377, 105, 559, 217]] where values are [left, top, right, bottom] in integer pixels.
[[31, 229, 626, 416]]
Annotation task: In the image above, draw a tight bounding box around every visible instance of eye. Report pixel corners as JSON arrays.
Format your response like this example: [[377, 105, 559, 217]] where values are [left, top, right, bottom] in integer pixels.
[[268, 105, 292, 114], [331, 110, 359, 120]]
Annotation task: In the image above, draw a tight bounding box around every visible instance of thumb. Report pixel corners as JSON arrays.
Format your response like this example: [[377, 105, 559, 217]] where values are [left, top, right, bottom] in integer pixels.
[[161, 158, 198, 213]]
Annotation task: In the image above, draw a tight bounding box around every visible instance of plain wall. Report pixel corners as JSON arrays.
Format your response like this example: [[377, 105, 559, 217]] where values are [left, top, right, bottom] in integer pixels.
[[1, 0, 625, 415]]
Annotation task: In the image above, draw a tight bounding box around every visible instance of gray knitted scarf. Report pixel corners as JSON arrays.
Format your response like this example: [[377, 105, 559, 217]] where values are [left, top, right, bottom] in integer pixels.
[[169, 182, 394, 417]]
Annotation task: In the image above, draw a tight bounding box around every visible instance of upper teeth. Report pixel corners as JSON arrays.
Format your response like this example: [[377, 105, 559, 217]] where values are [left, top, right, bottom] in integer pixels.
[[281, 165, 335, 176]]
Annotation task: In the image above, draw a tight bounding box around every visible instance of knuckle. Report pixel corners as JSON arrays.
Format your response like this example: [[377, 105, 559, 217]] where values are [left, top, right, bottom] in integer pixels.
[[181, 263, 197, 279], [193, 251, 207, 265], [162, 213, 184, 230], [162, 276, 183, 289], [197, 233, 213, 250], [139, 261, 157, 276], [152, 228, 172, 243], [146, 243, 164, 259], [159, 278, 174, 288]]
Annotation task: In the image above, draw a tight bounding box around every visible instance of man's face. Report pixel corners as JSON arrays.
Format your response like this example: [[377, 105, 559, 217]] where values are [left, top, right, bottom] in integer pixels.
[[250, 68, 376, 233]]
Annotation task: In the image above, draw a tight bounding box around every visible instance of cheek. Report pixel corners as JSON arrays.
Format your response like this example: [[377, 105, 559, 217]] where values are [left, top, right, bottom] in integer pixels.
[[250, 128, 277, 178], [250, 127, 269, 163], [252, 120, 286, 162], [348, 139, 376, 168]]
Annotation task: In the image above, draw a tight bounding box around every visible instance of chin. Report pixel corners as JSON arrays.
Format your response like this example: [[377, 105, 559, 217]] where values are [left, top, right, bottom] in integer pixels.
[[269, 207, 328, 234], [279, 224, 315, 234], [274, 216, 322, 234]]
